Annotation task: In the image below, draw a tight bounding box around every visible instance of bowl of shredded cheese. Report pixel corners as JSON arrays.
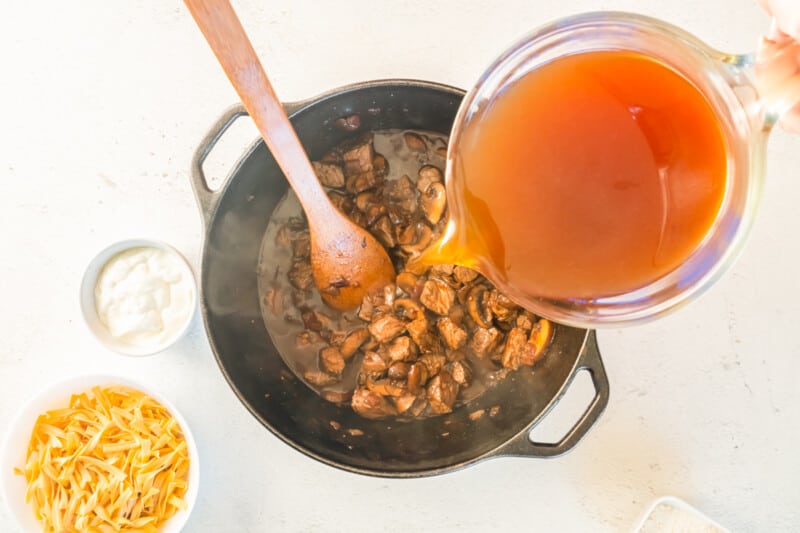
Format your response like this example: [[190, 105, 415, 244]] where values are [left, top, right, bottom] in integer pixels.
[[80, 239, 197, 356], [0, 374, 199, 533]]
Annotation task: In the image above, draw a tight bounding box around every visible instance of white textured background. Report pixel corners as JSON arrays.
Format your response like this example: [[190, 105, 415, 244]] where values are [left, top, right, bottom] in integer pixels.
[[1, 1, 798, 531]]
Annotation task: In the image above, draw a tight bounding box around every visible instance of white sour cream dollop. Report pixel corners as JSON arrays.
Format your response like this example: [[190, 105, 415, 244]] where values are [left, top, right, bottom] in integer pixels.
[[94, 247, 194, 347]]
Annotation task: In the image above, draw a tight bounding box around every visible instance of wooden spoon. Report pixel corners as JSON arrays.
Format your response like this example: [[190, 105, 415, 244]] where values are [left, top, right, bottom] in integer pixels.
[[185, 0, 395, 310]]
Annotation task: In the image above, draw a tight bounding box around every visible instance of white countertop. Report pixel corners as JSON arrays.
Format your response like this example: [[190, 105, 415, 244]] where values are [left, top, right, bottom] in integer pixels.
[[2, 1, 798, 531]]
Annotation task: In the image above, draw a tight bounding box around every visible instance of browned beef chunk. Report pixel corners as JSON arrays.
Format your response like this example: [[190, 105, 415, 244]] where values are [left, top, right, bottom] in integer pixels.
[[296, 330, 322, 348], [419, 354, 446, 376], [449, 361, 472, 386], [386, 335, 417, 362], [437, 317, 467, 350], [393, 394, 417, 414], [368, 313, 406, 343], [291, 232, 311, 259], [288, 261, 314, 291], [346, 171, 379, 194], [351, 388, 397, 419], [420, 279, 455, 315], [312, 161, 345, 188], [488, 290, 518, 323], [470, 327, 502, 358], [501, 327, 528, 370], [319, 346, 345, 375], [304, 370, 338, 387], [387, 362, 411, 380], [370, 216, 396, 248], [362, 350, 388, 375], [341, 133, 375, 176], [340, 327, 370, 359], [328, 190, 353, 213], [427, 371, 459, 414]]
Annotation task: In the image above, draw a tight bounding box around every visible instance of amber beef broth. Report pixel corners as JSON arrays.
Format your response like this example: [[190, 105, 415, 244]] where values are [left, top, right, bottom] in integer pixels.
[[257, 129, 553, 420]]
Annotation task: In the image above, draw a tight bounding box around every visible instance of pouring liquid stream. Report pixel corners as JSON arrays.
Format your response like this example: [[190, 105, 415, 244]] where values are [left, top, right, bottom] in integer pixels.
[[412, 50, 729, 303]]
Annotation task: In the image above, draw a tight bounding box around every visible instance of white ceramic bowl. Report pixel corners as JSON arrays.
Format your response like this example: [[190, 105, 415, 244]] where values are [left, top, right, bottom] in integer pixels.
[[0, 374, 200, 533], [80, 239, 197, 356]]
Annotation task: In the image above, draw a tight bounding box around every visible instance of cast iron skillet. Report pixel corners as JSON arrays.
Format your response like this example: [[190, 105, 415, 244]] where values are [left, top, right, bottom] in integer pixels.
[[190, 79, 610, 477]]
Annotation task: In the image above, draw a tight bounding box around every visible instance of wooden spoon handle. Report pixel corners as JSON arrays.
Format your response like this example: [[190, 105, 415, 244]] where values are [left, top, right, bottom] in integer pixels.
[[184, 0, 332, 215]]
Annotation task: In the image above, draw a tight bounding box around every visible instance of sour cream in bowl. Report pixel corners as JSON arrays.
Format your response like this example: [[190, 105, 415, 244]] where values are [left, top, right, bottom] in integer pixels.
[[80, 240, 197, 356]]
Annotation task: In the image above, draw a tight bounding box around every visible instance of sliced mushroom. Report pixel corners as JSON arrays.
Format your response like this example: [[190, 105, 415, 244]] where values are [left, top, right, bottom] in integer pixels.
[[417, 164, 443, 193], [521, 319, 553, 366], [403, 131, 427, 152], [396, 224, 417, 246], [373, 153, 389, 177], [355, 191, 378, 212], [328, 190, 354, 213], [419, 182, 446, 225], [370, 216, 396, 248], [334, 114, 361, 132], [400, 223, 434, 256], [395, 272, 418, 295], [345, 170, 379, 194], [406, 362, 429, 393], [394, 298, 424, 320], [466, 285, 493, 328]]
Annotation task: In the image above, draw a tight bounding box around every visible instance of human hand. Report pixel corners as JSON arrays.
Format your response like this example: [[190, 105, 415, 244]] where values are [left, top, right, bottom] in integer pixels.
[[757, 0, 800, 132]]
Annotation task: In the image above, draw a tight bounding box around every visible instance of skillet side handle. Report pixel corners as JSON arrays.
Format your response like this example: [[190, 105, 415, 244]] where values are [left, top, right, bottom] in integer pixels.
[[191, 100, 311, 225], [494, 330, 610, 458], [190, 104, 248, 224]]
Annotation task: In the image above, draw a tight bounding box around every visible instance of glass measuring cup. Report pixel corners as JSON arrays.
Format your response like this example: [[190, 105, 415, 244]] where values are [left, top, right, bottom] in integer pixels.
[[435, 11, 799, 328]]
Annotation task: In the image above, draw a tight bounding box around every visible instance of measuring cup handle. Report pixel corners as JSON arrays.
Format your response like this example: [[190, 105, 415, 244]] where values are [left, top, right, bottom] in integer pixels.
[[492, 330, 610, 458]]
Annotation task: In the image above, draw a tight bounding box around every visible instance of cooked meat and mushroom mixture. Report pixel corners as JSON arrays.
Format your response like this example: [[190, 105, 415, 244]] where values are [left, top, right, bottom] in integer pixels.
[[258, 129, 552, 420]]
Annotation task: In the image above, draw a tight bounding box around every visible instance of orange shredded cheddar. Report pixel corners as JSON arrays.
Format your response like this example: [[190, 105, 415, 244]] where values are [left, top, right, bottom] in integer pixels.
[[16, 386, 190, 533]]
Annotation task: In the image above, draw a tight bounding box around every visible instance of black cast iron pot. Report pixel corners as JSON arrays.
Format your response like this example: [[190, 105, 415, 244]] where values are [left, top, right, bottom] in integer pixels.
[[190, 79, 609, 477]]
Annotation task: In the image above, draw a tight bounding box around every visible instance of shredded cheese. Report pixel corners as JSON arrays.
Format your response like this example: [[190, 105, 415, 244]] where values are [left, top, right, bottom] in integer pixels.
[[14, 386, 190, 533]]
